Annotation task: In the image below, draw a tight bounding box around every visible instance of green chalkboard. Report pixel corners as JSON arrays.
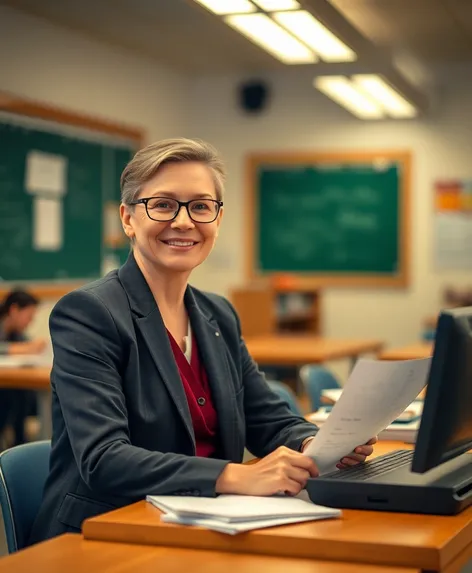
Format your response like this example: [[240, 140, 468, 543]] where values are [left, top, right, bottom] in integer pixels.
[[0, 116, 136, 285], [248, 153, 410, 287]]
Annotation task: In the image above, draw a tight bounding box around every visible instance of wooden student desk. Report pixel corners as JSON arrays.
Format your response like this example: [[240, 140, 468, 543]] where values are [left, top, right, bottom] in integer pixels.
[[0, 366, 51, 439], [83, 441, 472, 573], [0, 534, 421, 573], [243, 335, 384, 367], [378, 343, 433, 361]]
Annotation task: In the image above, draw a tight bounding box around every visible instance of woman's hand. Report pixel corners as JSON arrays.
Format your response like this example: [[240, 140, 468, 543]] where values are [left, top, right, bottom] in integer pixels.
[[335, 436, 377, 469], [301, 435, 377, 469], [216, 446, 319, 497]]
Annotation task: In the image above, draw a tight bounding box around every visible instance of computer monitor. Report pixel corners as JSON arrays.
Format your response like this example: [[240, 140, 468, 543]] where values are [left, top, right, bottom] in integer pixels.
[[412, 306, 472, 473]]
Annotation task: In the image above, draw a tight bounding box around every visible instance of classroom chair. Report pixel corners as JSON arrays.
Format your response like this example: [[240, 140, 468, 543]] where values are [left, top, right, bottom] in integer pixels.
[[299, 365, 341, 412], [267, 380, 303, 416], [0, 440, 51, 553]]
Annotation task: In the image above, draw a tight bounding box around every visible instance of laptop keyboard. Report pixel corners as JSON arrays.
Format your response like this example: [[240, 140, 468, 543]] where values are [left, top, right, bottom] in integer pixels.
[[325, 449, 414, 481]]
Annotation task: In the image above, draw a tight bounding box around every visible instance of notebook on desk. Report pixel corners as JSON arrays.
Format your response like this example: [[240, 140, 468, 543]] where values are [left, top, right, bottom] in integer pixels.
[[306, 308, 472, 516]]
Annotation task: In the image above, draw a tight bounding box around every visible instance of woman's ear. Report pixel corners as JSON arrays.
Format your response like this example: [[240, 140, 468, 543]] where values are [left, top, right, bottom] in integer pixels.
[[215, 206, 224, 235], [120, 203, 135, 239]]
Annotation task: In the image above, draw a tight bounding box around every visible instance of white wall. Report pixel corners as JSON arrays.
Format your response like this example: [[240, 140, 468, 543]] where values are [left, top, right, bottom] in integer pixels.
[[187, 68, 472, 357], [0, 5, 190, 339], [2, 5, 472, 371]]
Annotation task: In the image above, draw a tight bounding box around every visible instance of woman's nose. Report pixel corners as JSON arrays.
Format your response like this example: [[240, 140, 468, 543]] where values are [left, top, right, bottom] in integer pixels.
[[171, 206, 195, 229]]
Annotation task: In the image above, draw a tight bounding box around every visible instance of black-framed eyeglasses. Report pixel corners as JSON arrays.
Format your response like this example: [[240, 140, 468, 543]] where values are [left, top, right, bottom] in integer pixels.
[[129, 196, 223, 223]]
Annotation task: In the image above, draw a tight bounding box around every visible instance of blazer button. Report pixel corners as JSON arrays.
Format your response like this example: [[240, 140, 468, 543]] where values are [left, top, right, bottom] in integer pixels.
[[197, 397, 206, 406]]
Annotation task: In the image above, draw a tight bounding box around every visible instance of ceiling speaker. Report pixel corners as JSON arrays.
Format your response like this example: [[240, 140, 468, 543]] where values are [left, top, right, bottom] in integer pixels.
[[239, 80, 269, 113]]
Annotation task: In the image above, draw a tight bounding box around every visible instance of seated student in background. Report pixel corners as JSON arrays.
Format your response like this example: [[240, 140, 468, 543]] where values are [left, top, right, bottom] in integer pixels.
[[0, 289, 45, 447], [29, 138, 375, 544]]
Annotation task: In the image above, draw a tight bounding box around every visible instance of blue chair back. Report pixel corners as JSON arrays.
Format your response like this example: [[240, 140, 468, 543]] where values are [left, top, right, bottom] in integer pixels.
[[299, 365, 341, 411], [267, 380, 303, 416], [0, 441, 51, 553]]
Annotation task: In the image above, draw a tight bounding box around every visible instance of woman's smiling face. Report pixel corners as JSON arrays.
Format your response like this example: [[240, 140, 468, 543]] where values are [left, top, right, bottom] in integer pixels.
[[121, 161, 223, 275]]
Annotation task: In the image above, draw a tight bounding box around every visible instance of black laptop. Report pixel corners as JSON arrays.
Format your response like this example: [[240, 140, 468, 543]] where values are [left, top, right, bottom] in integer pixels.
[[306, 306, 472, 515]]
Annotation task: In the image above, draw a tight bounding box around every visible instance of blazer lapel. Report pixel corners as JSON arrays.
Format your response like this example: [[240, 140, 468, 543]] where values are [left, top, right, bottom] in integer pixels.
[[186, 288, 241, 460], [118, 254, 195, 448]]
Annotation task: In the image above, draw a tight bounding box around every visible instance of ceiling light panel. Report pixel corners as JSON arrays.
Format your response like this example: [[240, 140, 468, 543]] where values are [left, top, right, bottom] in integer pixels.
[[193, 0, 256, 15], [225, 13, 317, 63], [274, 10, 356, 62], [252, 0, 301, 10], [314, 76, 384, 119], [352, 75, 418, 118]]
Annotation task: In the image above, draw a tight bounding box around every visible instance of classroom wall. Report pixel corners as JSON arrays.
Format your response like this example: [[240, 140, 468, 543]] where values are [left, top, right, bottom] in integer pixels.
[[2, 6, 471, 360], [187, 66, 472, 351], [0, 5, 190, 339]]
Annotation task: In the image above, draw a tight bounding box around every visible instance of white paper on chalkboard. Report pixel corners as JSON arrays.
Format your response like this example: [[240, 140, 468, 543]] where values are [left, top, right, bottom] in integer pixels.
[[33, 198, 63, 251], [26, 151, 67, 197]]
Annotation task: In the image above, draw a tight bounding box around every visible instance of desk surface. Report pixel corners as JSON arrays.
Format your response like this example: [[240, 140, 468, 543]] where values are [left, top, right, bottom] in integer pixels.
[[378, 343, 433, 361], [244, 336, 384, 365], [0, 366, 50, 390], [0, 534, 421, 573], [83, 441, 472, 572]]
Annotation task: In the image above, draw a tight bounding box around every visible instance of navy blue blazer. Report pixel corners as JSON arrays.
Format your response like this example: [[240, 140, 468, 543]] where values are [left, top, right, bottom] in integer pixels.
[[29, 254, 318, 544]]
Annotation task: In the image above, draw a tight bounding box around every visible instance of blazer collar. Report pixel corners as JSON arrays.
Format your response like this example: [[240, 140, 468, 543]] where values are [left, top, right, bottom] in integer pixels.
[[118, 251, 240, 459], [118, 252, 158, 317]]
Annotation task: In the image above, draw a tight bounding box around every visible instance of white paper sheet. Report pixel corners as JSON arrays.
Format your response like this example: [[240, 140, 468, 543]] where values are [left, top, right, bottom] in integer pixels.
[[26, 150, 67, 197], [304, 358, 431, 474], [0, 350, 52, 368], [146, 494, 339, 523], [33, 197, 63, 251], [147, 492, 340, 534], [160, 511, 333, 535]]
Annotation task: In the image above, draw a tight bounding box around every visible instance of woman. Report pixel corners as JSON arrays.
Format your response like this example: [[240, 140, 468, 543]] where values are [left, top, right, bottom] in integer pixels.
[[29, 138, 375, 544], [0, 289, 45, 446]]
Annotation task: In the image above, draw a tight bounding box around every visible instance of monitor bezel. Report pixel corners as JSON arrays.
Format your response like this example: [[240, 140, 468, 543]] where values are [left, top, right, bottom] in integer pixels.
[[411, 307, 472, 473]]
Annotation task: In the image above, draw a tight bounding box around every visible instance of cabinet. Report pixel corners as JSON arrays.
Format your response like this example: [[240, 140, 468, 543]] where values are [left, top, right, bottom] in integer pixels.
[[230, 284, 322, 338]]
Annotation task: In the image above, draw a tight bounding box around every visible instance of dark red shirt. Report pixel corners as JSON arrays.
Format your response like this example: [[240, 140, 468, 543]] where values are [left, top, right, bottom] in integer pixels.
[[167, 329, 218, 458]]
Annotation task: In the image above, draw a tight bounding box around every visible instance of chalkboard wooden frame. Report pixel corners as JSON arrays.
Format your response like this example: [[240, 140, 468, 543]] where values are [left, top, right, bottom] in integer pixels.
[[0, 92, 144, 299], [245, 151, 411, 289]]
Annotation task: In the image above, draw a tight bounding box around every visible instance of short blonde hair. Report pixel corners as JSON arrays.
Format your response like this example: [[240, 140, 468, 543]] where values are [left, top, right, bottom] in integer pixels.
[[121, 137, 226, 205]]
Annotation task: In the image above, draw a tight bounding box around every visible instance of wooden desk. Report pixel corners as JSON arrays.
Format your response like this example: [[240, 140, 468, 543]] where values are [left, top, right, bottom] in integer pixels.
[[378, 343, 433, 361], [0, 534, 420, 573], [0, 366, 51, 439], [83, 440, 472, 573], [244, 335, 383, 367]]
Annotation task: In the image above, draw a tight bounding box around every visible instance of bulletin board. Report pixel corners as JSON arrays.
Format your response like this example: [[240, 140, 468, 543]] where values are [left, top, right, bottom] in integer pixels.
[[0, 92, 144, 297]]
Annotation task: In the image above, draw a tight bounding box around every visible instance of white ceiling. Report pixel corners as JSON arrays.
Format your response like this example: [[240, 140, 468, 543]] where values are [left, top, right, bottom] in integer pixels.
[[2, 0, 472, 74], [330, 0, 472, 65]]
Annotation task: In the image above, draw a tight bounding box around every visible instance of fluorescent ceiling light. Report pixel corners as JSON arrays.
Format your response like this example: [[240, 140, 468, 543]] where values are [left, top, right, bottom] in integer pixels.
[[314, 76, 384, 119], [352, 75, 418, 118], [274, 10, 356, 62], [252, 0, 301, 10], [225, 13, 317, 63], [193, 0, 256, 15]]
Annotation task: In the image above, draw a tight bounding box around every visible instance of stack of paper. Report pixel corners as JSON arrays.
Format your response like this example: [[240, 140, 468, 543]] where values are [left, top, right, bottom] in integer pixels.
[[378, 418, 420, 443], [0, 354, 51, 368], [146, 493, 341, 535]]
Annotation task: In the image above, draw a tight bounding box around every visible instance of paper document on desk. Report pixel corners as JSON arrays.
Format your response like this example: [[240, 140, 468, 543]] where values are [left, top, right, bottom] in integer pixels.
[[147, 493, 340, 534], [304, 358, 431, 474], [160, 511, 324, 535], [0, 353, 51, 368]]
